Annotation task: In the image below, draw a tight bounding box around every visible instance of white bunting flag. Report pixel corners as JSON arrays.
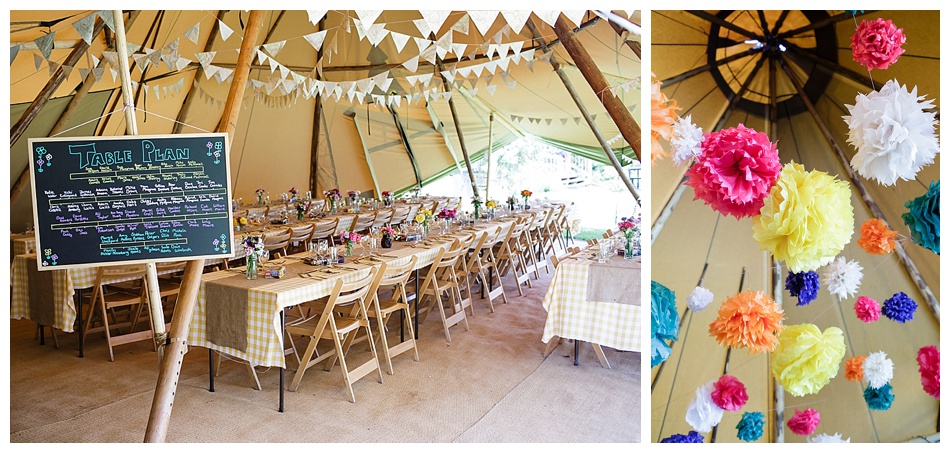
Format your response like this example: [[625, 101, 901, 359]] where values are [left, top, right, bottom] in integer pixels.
[[402, 55, 419, 72], [364, 23, 390, 46], [184, 23, 200, 44], [419, 44, 437, 65], [355, 10, 383, 27], [452, 43, 467, 58], [96, 10, 115, 32], [417, 73, 433, 87], [562, 10, 587, 27], [412, 19, 433, 39], [175, 57, 191, 72], [356, 77, 375, 94], [420, 10, 452, 37], [377, 77, 393, 92], [72, 14, 96, 45], [303, 30, 327, 52], [307, 10, 328, 25], [218, 20, 234, 41], [450, 14, 469, 34], [92, 67, 104, 82], [535, 10, 560, 28], [263, 40, 286, 57], [195, 51, 216, 68], [500, 10, 530, 34], [391, 32, 411, 53], [468, 11, 498, 37], [34, 32, 56, 60]]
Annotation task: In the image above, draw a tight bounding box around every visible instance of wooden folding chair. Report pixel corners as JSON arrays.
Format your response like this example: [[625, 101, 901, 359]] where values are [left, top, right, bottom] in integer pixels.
[[416, 242, 469, 344], [288, 222, 316, 253], [350, 212, 376, 234], [309, 217, 339, 247], [493, 219, 533, 297], [81, 265, 153, 361], [462, 226, 508, 313], [366, 256, 419, 375], [262, 228, 292, 258], [389, 205, 411, 226]]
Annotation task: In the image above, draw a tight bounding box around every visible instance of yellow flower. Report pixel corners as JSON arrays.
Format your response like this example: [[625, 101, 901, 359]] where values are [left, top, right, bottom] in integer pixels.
[[240, 217, 247, 225], [421, 209, 432, 216], [415, 213, 426, 223], [486, 200, 496, 208]]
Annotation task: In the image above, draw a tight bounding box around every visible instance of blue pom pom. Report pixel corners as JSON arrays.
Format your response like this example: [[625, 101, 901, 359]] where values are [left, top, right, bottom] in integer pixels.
[[902, 180, 940, 255], [736, 412, 765, 442], [882, 292, 917, 323], [785, 270, 820, 306], [865, 383, 895, 410], [651, 281, 679, 367], [661, 431, 704, 443]]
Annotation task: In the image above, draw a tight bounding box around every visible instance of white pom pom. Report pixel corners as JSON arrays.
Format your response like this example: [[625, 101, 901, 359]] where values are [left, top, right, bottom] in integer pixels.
[[863, 351, 894, 389], [821, 256, 864, 300], [685, 380, 724, 433], [808, 432, 851, 443], [671, 114, 704, 166], [687, 286, 714, 312], [843, 79, 939, 186]]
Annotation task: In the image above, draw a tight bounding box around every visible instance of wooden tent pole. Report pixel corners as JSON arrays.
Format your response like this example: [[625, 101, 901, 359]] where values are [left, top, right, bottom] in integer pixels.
[[438, 60, 480, 199], [387, 104, 423, 189], [777, 54, 939, 320], [144, 10, 263, 443], [552, 15, 641, 161], [711, 55, 767, 131], [528, 19, 639, 202], [770, 258, 785, 443], [605, 19, 640, 59], [172, 10, 223, 134], [650, 176, 688, 244], [687, 10, 760, 40], [485, 113, 493, 201], [661, 48, 760, 87], [309, 15, 325, 197]]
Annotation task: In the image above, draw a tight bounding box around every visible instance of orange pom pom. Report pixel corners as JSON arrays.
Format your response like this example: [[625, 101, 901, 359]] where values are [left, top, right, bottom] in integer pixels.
[[845, 355, 866, 382], [858, 219, 898, 255], [709, 290, 784, 354], [651, 74, 680, 166]]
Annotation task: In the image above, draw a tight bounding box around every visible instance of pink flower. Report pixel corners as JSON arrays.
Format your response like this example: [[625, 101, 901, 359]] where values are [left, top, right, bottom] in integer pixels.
[[917, 345, 939, 399], [851, 18, 906, 70], [685, 124, 781, 218], [710, 374, 748, 411], [854, 296, 881, 323], [787, 408, 821, 436]]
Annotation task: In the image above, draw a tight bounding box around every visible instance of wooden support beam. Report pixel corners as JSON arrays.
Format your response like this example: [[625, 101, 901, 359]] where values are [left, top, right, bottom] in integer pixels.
[[777, 10, 873, 39], [529, 19, 638, 202], [387, 105, 423, 189], [172, 10, 224, 134], [11, 14, 105, 147], [777, 54, 939, 320], [604, 16, 640, 59], [768, 54, 778, 139], [687, 10, 761, 40], [711, 53, 767, 132], [309, 15, 325, 197], [437, 60, 480, 199], [553, 15, 640, 161], [770, 257, 785, 443], [661, 47, 760, 87], [144, 10, 264, 443], [651, 176, 688, 244]]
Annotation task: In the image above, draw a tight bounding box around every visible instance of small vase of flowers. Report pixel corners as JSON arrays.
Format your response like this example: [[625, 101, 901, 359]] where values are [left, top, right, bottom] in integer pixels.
[[471, 195, 482, 220], [521, 189, 533, 209], [243, 235, 264, 279], [256, 188, 266, 206], [618, 216, 640, 259], [233, 215, 248, 232], [340, 231, 361, 257], [381, 226, 395, 248], [324, 188, 341, 214]]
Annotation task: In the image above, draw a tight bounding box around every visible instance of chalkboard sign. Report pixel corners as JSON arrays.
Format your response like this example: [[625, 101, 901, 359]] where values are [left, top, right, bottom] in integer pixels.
[[28, 133, 234, 270]]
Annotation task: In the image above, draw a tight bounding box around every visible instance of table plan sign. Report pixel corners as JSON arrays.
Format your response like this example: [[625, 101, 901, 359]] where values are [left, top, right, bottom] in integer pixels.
[[28, 133, 234, 269]]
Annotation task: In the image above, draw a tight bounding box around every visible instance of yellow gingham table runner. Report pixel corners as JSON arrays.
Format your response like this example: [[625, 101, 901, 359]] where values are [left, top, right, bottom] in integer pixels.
[[541, 256, 642, 352]]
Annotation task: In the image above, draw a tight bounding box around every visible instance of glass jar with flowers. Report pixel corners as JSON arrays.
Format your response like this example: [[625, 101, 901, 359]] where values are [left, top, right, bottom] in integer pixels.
[[437, 208, 456, 233], [288, 187, 298, 202], [256, 188, 266, 206], [506, 195, 517, 211], [471, 195, 483, 220], [414, 208, 433, 238], [243, 235, 264, 279], [294, 201, 307, 221], [618, 215, 640, 259], [381, 226, 395, 248], [233, 215, 248, 232], [382, 190, 394, 207], [324, 188, 341, 214], [521, 189, 533, 209], [485, 200, 496, 219], [339, 231, 361, 257]]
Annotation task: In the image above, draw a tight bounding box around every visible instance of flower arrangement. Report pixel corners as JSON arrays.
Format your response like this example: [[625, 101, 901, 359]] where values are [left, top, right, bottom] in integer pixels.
[[414, 208, 433, 227], [381, 190, 394, 206], [347, 190, 359, 199], [520, 190, 532, 208], [851, 18, 906, 70], [233, 215, 248, 231], [618, 216, 641, 258], [288, 187, 298, 201], [486, 200, 496, 209], [506, 195, 517, 210], [324, 188, 341, 212], [437, 208, 457, 219], [294, 201, 307, 220], [255, 187, 266, 205], [339, 231, 361, 256], [380, 225, 395, 248], [242, 234, 264, 279]]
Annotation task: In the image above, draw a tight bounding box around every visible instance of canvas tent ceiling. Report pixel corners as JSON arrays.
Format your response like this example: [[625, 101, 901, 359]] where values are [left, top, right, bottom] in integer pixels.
[[8, 9, 640, 231], [650, 10, 940, 443]]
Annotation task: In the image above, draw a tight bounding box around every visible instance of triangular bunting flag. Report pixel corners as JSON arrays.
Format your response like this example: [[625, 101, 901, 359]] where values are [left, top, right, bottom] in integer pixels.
[[77, 67, 90, 80], [405, 75, 419, 86], [101, 51, 118, 66], [377, 77, 393, 92], [372, 72, 389, 89], [391, 32, 411, 53], [562, 10, 587, 27], [591, 114, 597, 121], [442, 91, 452, 101], [195, 51, 216, 67], [435, 46, 448, 60], [109, 68, 118, 82], [203, 64, 219, 80], [419, 44, 437, 65], [535, 10, 560, 28], [452, 43, 467, 57], [11, 45, 20, 65], [365, 23, 390, 46], [356, 77, 375, 93], [468, 11, 498, 37], [500, 10, 530, 34], [96, 10, 115, 32], [418, 73, 433, 87], [466, 48, 478, 61], [218, 20, 234, 41], [412, 19, 433, 39], [506, 80, 517, 89], [402, 55, 419, 72], [492, 27, 506, 45], [468, 78, 478, 89], [561, 118, 569, 125], [268, 56, 279, 73], [303, 30, 328, 52], [545, 118, 553, 126], [510, 41, 523, 55], [469, 87, 478, 96], [420, 10, 452, 38], [161, 54, 177, 70], [163, 38, 180, 59], [72, 14, 96, 45], [483, 73, 494, 85], [278, 64, 290, 81], [450, 14, 470, 34], [574, 117, 582, 124], [175, 57, 191, 71], [435, 30, 453, 52], [214, 67, 234, 82], [147, 49, 163, 66], [34, 32, 56, 60], [134, 54, 151, 70], [256, 49, 269, 65], [92, 67, 104, 82], [355, 10, 383, 27], [184, 23, 200, 44], [307, 10, 328, 25], [352, 18, 368, 41], [263, 40, 286, 57], [46, 61, 58, 76]]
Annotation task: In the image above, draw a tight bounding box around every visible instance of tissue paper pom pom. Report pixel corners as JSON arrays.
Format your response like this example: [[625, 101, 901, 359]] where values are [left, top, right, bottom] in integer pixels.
[[820, 256, 864, 300], [711, 374, 748, 411], [685, 381, 724, 433], [736, 412, 764, 442], [844, 81, 938, 186], [687, 286, 714, 312], [858, 219, 898, 255], [671, 114, 704, 166], [854, 296, 881, 323], [685, 124, 781, 218], [771, 324, 846, 397], [916, 345, 939, 399], [882, 292, 917, 323], [708, 290, 784, 354], [808, 433, 851, 443], [752, 162, 854, 273], [845, 355, 866, 382], [785, 270, 820, 306], [651, 281, 679, 367], [787, 408, 821, 436], [864, 351, 895, 389], [851, 18, 906, 70], [902, 180, 940, 254], [864, 383, 895, 410], [660, 431, 704, 443], [651, 74, 679, 165]]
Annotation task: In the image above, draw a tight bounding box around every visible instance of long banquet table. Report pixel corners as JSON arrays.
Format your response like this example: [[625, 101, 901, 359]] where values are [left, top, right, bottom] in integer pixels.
[[541, 250, 642, 368]]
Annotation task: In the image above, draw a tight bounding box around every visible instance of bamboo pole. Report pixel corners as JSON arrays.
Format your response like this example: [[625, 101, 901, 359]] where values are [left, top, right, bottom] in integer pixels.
[[777, 54, 939, 320], [552, 15, 641, 161], [527, 19, 639, 202], [485, 113, 494, 201], [144, 10, 263, 443]]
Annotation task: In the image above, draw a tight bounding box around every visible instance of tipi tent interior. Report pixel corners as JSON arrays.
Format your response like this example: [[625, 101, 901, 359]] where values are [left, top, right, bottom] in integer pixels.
[[6, 9, 641, 443], [651, 10, 939, 443]]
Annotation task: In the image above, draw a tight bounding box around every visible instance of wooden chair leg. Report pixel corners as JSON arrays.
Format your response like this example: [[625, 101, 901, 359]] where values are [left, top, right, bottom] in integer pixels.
[[592, 343, 611, 369], [543, 336, 563, 358]]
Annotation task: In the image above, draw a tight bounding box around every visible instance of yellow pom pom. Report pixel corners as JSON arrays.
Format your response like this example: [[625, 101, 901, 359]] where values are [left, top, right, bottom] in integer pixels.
[[771, 323, 846, 397], [752, 162, 854, 272]]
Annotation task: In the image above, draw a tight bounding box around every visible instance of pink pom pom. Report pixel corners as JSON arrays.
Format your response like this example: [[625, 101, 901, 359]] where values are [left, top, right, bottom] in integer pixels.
[[710, 374, 748, 411], [851, 18, 907, 70], [685, 124, 781, 219], [854, 296, 881, 323], [787, 408, 821, 436], [917, 345, 940, 399]]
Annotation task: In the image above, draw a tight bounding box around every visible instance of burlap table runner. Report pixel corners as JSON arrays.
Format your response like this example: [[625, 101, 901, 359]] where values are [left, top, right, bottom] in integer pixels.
[[27, 258, 57, 326], [586, 256, 640, 306]]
